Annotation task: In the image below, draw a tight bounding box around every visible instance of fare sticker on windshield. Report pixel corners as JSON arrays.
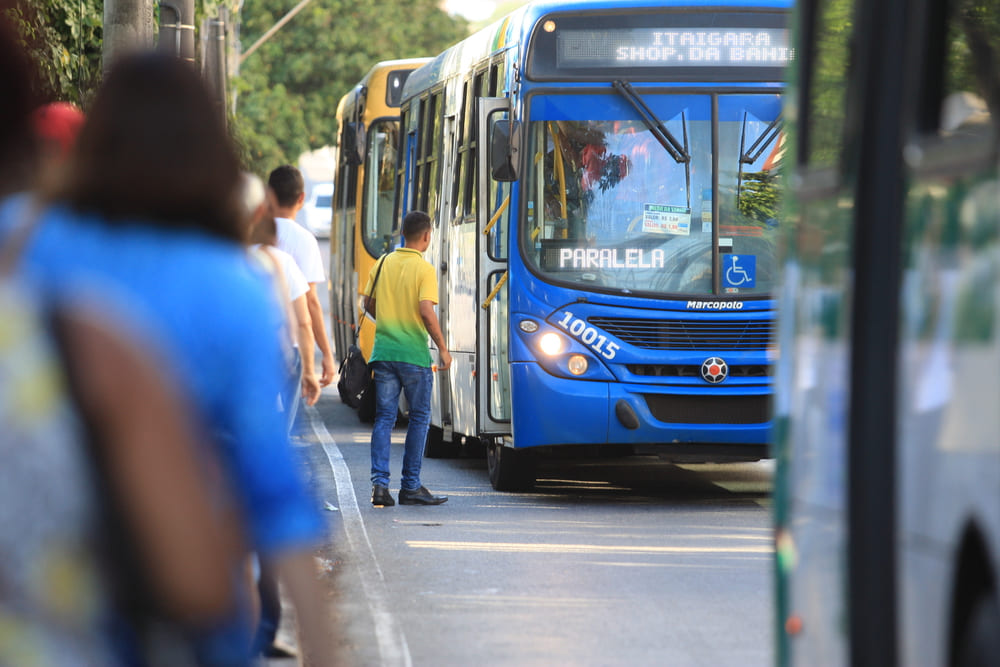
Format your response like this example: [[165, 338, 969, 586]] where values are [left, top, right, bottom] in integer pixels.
[[643, 204, 690, 236]]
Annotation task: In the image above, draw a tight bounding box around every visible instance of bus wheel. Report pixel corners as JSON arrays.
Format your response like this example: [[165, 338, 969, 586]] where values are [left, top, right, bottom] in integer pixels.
[[487, 439, 536, 492], [425, 425, 460, 458], [956, 593, 1000, 667]]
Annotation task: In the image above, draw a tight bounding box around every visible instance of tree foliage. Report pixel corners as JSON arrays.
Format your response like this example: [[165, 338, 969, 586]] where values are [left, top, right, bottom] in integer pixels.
[[3, 0, 103, 105], [235, 0, 467, 174], [737, 170, 781, 225]]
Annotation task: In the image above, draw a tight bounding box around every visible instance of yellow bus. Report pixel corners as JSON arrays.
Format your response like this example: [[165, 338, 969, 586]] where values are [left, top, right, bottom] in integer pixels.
[[330, 58, 430, 378]]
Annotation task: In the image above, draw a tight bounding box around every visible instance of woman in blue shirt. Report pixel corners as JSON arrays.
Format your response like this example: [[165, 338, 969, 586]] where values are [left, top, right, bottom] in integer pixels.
[[10, 54, 334, 665]]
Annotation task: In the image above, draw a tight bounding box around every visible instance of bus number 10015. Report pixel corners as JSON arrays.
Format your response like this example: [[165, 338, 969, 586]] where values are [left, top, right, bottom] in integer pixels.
[[556, 311, 620, 360]]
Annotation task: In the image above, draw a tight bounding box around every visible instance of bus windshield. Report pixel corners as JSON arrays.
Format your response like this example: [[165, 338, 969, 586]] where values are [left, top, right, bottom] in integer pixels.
[[523, 92, 783, 297], [362, 119, 401, 257]]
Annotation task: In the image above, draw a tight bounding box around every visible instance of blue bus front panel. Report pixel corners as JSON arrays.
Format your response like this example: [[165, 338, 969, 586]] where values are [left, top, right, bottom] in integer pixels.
[[509, 362, 610, 447], [508, 295, 774, 450]]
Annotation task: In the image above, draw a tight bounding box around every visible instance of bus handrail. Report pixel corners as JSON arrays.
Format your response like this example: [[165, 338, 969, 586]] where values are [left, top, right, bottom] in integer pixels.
[[481, 270, 508, 310], [482, 195, 509, 235], [548, 122, 569, 232]]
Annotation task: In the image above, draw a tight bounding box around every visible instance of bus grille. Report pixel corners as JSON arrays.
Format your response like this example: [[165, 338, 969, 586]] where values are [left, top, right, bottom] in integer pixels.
[[643, 394, 771, 424], [628, 364, 771, 378], [588, 317, 773, 351]]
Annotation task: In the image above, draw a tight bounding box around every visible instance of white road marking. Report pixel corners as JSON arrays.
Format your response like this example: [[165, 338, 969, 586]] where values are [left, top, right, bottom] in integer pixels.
[[307, 406, 412, 667]]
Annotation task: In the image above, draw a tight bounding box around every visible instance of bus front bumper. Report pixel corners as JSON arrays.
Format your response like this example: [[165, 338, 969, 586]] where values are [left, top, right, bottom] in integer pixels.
[[510, 362, 772, 452]]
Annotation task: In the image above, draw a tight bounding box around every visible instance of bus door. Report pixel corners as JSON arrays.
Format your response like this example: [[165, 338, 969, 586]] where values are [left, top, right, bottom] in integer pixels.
[[476, 98, 513, 435], [434, 112, 458, 436]]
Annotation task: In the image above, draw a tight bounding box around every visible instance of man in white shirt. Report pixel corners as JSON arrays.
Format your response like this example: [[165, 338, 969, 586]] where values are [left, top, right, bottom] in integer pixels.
[[267, 165, 335, 388]]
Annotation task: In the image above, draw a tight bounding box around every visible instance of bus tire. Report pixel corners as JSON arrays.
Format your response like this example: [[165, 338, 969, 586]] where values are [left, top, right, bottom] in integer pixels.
[[425, 425, 460, 458], [956, 593, 1000, 667], [487, 439, 536, 491]]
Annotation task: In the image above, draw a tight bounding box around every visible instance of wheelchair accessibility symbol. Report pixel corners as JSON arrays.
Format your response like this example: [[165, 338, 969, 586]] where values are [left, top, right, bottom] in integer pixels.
[[723, 254, 756, 289]]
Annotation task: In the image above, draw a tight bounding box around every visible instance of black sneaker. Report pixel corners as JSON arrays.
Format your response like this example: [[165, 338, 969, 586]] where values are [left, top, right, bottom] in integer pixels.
[[371, 485, 395, 507], [398, 486, 448, 505]]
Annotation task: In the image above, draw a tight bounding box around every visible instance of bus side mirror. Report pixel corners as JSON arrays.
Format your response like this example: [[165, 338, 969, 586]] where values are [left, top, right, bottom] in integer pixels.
[[490, 119, 521, 182], [343, 122, 365, 166]]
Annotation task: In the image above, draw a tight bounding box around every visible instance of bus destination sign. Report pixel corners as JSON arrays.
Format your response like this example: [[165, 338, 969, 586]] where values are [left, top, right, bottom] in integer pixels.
[[557, 28, 793, 69]]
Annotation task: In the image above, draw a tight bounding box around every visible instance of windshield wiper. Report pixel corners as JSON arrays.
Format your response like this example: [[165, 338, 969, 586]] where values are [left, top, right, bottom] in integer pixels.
[[613, 80, 691, 210], [740, 113, 782, 164], [613, 80, 690, 164], [737, 112, 783, 199]]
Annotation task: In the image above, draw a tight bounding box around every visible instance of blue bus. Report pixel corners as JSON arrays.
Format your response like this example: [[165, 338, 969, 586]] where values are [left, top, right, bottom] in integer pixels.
[[395, 0, 793, 490]]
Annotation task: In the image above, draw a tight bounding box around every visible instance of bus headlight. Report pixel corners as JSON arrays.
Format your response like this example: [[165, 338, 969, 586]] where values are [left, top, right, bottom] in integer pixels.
[[519, 319, 539, 333], [539, 332, 563, 356], [567, 354, 588, 375]]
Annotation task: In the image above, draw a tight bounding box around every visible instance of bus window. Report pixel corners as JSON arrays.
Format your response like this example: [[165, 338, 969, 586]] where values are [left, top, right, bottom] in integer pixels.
[[485, 108, 511, 260], [466, 70, 487, 217], [486, 270, 511, 422], [427, 92, 442, 221], [452, 81, 469, 221], [414, 98, 429, 211], [338, 128, 358, 243], [385, 69, 413, 107], [362, 119, 400, 257], [489, 63, 500, 96], [461, 92, 477, 219], [411, 94, 443, 220], [394, 107, 412, 221]]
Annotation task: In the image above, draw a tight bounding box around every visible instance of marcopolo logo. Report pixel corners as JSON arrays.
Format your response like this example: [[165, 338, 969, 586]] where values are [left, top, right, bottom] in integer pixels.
[[686, 300, 744, 310], [701, 357, 729, 384]]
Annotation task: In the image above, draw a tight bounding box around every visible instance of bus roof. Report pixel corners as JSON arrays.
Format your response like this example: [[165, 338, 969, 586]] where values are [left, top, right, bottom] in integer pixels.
[[337, 57, 432, 121], [360, 58, 432, 86]]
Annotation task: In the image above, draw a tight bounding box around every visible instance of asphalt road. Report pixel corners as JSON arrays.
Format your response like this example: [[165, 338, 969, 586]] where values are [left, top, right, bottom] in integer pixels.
[[290, 392, 774, 667]]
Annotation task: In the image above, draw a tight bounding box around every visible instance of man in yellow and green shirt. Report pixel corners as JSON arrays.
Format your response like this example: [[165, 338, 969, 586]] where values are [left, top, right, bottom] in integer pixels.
[[363, 210, 452, 506]]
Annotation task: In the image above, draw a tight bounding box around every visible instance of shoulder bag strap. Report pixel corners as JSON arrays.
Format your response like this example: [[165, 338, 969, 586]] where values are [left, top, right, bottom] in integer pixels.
[[357, 253, 388, 339]]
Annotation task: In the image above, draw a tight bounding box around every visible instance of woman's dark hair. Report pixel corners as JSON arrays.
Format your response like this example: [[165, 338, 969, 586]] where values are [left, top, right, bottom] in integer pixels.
[[0, 12, 42, 197], [60, 53, 243, 242]]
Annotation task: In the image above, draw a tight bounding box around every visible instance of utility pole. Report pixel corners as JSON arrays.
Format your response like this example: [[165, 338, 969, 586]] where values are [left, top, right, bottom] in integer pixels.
[[158, 0, 197, 63], [103, 0, 155, 74], [202, 16, 229, 125]]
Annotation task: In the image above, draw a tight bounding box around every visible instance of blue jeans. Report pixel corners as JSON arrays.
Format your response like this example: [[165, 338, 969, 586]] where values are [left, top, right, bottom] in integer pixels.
[[370, 360, 433, 491], [281, 348, 302, 435]]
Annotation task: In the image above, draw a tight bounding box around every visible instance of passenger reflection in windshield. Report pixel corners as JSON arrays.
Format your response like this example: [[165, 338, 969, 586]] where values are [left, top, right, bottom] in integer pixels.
[[544, 121, 591, 239], [544, 121, 633, 243]]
